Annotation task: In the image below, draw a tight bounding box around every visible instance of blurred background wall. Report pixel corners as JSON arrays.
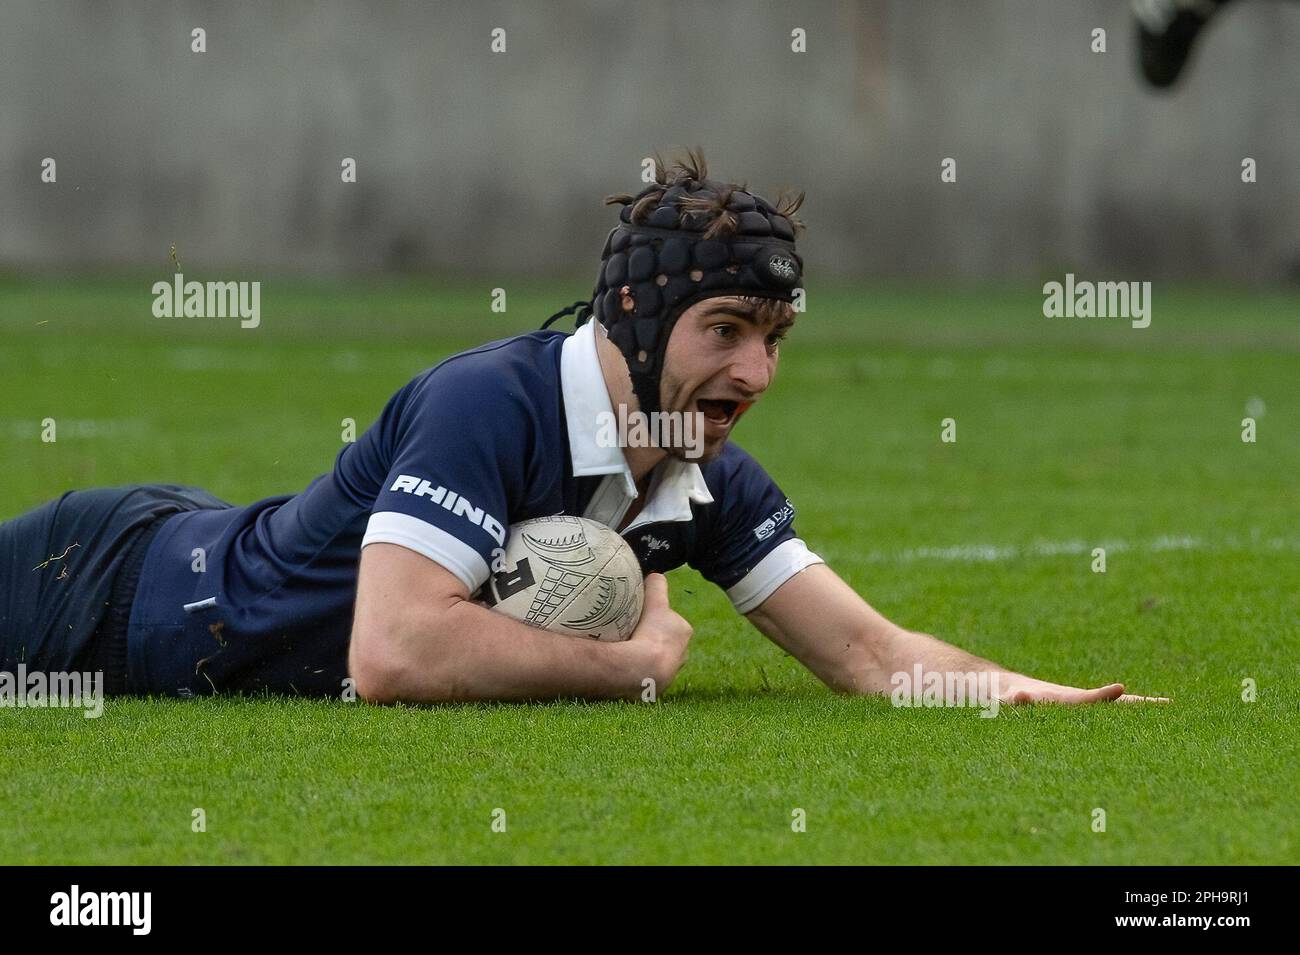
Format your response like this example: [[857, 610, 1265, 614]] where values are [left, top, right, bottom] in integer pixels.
[[1, 0, 1297, 282]]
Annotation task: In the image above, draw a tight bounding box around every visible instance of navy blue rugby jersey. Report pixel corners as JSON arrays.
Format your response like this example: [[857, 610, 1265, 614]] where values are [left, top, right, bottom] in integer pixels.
[[126, 319, 823, 696]]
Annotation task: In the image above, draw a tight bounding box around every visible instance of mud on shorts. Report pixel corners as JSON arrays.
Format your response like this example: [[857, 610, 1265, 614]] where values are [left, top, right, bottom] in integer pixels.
[[0, 484, 231, 694]]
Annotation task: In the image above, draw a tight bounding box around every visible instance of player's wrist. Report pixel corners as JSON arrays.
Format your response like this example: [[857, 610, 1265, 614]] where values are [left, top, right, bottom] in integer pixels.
[[600, 638, 655, 699]]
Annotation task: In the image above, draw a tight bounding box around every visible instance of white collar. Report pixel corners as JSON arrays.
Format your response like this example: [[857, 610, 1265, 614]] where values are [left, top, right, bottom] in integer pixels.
[[559, 318, 714, 529]]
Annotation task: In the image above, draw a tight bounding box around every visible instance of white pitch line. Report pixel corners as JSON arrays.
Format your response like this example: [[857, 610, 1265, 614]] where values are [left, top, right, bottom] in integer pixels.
[[844, 535, 1299, 564]]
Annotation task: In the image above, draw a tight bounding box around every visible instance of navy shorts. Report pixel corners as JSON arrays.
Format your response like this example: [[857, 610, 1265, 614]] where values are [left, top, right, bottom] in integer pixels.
[[0, 484, 230, 694]]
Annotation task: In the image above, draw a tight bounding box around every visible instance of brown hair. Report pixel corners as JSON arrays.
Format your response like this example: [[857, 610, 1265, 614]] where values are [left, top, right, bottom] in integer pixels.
[[604, 146, 806, 243]]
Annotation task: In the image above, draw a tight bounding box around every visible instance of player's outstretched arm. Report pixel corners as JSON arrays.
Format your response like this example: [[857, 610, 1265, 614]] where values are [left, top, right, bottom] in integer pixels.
[[349, 543, 692, 704], [744, 563, 1168, 705]]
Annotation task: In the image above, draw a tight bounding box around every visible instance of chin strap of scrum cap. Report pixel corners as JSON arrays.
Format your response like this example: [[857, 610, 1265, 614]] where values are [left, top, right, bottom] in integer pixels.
[[544, 180, 803, 415]]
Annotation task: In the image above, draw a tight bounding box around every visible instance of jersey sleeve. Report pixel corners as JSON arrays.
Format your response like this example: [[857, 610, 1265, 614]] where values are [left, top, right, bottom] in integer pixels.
[[359, 360, 528, 593], [688, 447, 824, 614]]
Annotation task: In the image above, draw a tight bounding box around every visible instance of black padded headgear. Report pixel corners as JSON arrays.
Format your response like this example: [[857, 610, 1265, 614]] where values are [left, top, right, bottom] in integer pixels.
[[547, 177, 803, 415]]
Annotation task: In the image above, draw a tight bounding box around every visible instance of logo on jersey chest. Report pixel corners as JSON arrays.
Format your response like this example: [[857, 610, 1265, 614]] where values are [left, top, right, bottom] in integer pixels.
[[628, 527, 688, 571], [639, 534, 671, 553]]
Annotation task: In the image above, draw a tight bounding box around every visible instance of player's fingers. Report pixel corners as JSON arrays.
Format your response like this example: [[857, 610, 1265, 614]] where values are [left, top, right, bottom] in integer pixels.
[[1010, 682, 1125, 705], [642, 572, 669, 609], [1076, 683, 1126, 703]]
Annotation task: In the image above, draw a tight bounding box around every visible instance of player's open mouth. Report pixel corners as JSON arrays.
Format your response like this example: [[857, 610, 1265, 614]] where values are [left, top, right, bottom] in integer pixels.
[[696, 399, 753, 428]]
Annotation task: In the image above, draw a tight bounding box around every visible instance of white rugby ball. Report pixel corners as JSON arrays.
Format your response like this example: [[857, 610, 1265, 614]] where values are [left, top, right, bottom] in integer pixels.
[[478, 516, 645, 641]]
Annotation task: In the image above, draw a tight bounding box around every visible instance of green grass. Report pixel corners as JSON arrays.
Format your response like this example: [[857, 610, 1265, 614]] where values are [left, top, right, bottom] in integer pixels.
[[1, 274, 1297, 864]]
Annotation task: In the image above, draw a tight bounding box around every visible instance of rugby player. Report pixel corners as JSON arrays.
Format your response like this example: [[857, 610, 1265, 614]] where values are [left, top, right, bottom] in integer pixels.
[[0, 150, 1165, 705]]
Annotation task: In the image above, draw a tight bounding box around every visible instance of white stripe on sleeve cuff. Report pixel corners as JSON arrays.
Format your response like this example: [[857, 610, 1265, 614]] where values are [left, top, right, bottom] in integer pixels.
[[726, 538, 825, 614], [362, 511, 491, 594]]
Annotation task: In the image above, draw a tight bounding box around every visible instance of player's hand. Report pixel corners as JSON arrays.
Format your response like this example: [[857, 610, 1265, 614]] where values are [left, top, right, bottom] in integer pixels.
[[620, 573, 693, 694], [996, 674, 1170, 705]]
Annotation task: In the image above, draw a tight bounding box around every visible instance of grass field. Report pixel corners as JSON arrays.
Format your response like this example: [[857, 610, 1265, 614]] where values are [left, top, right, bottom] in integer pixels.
[[1, 274, 1297, 864]]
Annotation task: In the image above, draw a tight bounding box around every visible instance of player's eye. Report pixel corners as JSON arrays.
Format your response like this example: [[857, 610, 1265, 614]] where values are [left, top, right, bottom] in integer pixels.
[[711, 323, 737, 340], [766, 331, 787, 351]]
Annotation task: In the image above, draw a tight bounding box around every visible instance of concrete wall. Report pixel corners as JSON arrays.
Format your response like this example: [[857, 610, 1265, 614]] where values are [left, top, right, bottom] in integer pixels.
[[1, 0, 1297, 281]]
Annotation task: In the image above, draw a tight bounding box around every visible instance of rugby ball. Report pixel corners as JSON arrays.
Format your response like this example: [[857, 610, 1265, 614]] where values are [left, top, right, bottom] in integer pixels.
[[478, 516, 645, 641]]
